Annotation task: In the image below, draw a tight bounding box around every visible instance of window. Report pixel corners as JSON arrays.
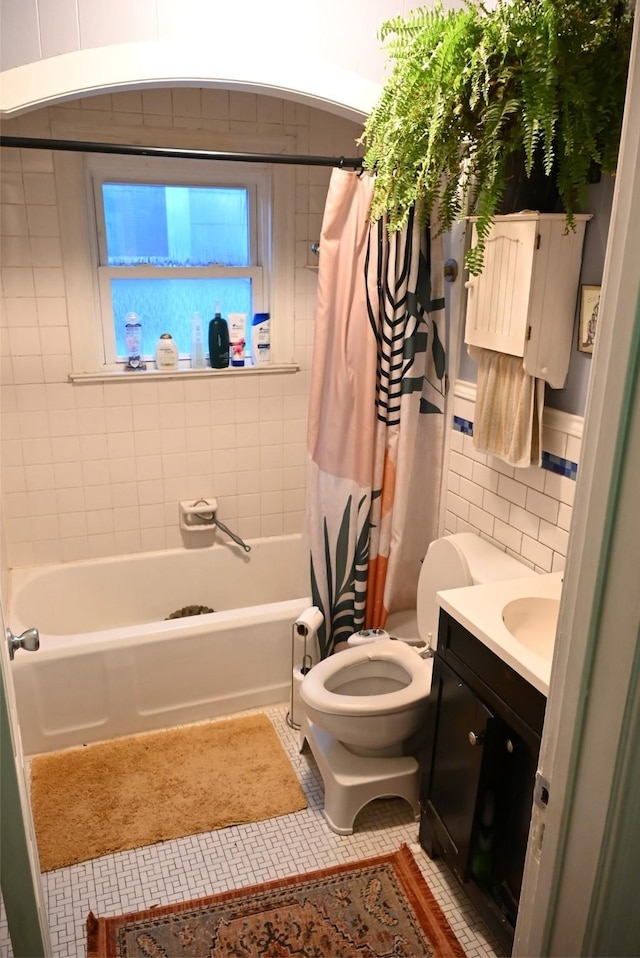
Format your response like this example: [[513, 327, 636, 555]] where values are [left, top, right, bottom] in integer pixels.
[[91, 159, 269, 366], [56, 150, 295, 379]]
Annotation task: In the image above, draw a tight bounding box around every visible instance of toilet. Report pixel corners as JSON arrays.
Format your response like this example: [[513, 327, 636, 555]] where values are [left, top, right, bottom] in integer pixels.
[[299, 532, 536, 835]]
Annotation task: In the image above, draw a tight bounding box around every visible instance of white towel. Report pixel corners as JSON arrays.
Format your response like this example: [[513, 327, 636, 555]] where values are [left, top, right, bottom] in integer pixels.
[[468, 346, 544, 468]]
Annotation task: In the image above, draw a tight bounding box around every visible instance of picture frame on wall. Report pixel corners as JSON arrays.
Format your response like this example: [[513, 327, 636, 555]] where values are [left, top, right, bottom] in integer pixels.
[[579, 285, 601, 354]]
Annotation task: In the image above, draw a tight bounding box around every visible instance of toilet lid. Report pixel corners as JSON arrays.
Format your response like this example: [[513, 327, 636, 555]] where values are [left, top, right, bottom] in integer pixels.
[[417, 536, 473, 646]]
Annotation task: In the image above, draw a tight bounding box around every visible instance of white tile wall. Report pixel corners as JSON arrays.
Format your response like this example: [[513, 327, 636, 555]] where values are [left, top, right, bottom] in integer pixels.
[[445, 388, 581, 573], [0, 90, 364, 569]]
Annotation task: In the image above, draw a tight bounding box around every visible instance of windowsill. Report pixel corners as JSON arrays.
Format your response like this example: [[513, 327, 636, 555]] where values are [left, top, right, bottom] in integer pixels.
[[69, 362, 300, 384]]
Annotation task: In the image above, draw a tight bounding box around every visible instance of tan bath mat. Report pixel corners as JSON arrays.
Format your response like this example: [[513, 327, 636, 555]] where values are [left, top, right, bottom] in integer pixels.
[[30, 712, 308, 872]]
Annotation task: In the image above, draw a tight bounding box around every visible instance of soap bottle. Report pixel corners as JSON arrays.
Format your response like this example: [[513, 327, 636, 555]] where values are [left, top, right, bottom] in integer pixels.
[[191, 312, 206, 369], [208, 307, 229, 369], [155, 332, 179, 370]]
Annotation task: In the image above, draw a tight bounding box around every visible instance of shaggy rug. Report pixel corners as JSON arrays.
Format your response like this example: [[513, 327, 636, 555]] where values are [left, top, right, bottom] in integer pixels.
[[86, 844, 465, 958], [31, 713, 307, 872]]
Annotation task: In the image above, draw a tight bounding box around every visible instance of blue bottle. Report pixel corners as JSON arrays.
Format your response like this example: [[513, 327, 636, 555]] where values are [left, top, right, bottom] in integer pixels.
[[208, 308, 229, 369]]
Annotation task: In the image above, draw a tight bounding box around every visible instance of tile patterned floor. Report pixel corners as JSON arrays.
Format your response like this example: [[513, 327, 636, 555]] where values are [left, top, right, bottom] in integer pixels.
[[0, 704, 503, 958]]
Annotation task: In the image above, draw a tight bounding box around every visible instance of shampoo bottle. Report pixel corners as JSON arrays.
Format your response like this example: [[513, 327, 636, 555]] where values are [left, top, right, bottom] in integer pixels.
[[155, 332, 179, 370], [251, 312, 271, 366], [208, 308, 229, 368], [191, 312, 206, 369]]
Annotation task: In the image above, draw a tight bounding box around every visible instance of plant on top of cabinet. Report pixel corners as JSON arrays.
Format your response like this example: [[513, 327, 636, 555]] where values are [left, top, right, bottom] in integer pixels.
[[360, 0, 634, 274]]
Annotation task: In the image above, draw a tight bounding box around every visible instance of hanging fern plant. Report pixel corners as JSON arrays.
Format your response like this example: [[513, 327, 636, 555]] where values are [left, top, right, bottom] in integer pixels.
[[361, 0, 634, 274]]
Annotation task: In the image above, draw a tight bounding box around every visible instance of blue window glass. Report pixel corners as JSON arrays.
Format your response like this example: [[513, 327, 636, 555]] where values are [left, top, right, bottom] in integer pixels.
[[102, 183, 250, 267], [111, 278, 252, 356]]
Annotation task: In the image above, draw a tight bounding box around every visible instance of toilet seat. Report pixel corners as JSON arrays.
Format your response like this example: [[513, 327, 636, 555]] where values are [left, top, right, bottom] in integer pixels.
[[300, 640, 431, 717]]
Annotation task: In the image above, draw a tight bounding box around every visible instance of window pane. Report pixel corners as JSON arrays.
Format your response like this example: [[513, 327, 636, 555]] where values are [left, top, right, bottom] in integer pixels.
[[111, 278, 252, 356], [102, 184, 250, 267]]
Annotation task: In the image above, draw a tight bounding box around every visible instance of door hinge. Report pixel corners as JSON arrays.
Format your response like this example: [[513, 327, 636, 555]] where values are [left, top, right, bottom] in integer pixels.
[[536, 233, 541, 250], [527, 325, 532, 341]]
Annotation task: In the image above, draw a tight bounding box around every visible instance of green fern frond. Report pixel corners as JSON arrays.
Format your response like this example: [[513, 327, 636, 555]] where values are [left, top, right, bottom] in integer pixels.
[[361, 0, 633, 274]]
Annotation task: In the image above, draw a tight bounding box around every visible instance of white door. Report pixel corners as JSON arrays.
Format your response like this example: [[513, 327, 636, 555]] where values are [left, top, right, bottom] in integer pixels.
[[515, 2, 640, 954], [0, 599, 51, 957]]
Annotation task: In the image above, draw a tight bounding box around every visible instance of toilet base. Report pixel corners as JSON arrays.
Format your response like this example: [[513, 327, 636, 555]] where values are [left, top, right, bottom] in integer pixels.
[[299, 714, 420, 835]]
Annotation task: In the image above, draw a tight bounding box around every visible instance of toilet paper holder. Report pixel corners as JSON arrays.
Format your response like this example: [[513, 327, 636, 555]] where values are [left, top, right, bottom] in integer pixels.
[[287, 606, 324, 730]]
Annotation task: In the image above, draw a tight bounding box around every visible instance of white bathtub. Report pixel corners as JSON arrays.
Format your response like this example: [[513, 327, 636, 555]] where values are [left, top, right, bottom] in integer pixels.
[[8, 534, 311, 756]]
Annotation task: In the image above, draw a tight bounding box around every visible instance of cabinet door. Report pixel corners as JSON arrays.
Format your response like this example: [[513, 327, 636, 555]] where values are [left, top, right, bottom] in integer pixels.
[[464, 218, 537, 356], [483, 720, 541, 921], [423, 659, 492, 882]]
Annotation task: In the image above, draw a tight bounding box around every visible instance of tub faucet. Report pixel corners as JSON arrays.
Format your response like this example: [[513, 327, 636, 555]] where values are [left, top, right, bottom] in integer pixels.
[[178, 498, 251, 551], [214, 517, 251, 553]]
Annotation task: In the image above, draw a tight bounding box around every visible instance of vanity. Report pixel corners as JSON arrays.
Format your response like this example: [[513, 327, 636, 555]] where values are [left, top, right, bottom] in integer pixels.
[[418, 572, 562, 953]]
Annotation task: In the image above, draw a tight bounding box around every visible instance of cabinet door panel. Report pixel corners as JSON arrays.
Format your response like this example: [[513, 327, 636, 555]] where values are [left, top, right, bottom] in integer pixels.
[[426, 660, 492, 880], [491, 724, 540, 914], [464, 218, 537, 355]]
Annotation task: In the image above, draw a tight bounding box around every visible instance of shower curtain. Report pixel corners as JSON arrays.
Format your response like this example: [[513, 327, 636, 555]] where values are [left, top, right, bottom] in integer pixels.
[[306, 168, 447, 658]]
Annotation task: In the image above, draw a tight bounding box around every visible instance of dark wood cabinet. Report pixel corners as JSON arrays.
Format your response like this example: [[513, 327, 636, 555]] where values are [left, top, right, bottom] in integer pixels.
[[419, 610, 546, 953]]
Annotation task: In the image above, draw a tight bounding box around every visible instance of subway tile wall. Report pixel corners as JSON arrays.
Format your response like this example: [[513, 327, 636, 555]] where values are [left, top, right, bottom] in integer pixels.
[[0, 90, 363, 569], [444, 389, 581, 574]]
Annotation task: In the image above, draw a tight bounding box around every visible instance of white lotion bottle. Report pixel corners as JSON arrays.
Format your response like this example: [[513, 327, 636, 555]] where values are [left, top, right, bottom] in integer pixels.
[[155, 333, 179, 370], [191, 312, 206, 369]]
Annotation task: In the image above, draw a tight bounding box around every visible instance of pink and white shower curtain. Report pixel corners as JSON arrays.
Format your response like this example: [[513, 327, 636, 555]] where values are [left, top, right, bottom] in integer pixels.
[[306, 168, 447, 658]]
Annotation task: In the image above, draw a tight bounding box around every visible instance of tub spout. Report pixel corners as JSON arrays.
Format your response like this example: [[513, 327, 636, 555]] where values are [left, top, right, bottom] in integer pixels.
[[215, 518, 251, 553]]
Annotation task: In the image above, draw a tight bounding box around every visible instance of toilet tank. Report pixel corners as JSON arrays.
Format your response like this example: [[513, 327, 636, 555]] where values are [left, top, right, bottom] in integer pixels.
[[417, 533, 536, 648]]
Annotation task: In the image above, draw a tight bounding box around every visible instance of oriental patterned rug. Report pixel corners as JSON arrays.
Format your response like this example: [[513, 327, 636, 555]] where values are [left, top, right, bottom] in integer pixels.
[[31, 713, 307, 872], [86, 844, 465, 958]]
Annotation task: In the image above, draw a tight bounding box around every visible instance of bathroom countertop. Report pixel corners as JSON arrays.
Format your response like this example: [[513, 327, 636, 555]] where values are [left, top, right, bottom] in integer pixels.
[[437, 571, 564, 696]]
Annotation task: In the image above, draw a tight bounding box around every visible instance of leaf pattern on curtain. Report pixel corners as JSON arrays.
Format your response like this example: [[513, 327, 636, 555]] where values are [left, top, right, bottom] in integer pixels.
[[364, 207, 447, 628], [306, 169, 446, 658], [368, 209, 447, 425], [309, 490, 380, 658]]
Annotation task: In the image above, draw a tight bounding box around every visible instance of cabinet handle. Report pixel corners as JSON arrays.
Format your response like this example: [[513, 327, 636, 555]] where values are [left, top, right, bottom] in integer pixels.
[[468, 731, 484, 747]]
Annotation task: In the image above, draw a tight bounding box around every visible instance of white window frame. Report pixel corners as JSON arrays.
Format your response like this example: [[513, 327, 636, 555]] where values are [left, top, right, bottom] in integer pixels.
[[55, 149, 296, 380]]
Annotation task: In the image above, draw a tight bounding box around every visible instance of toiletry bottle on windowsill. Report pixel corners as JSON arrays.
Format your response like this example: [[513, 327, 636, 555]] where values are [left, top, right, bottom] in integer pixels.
[[208, 307, 229, 369], [125, 312, 146, 370], [191, 312, 206, 369], [228, 313, 247, 367], [251, 312, 271, 366], [155, 332, 179, 370]]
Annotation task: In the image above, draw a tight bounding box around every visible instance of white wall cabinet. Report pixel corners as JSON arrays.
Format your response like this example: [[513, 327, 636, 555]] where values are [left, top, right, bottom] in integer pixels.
[[464, 213, 591, 388]]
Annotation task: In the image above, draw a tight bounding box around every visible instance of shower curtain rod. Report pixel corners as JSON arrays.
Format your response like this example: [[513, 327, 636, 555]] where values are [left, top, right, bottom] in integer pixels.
[[0, 135, 365, 170]]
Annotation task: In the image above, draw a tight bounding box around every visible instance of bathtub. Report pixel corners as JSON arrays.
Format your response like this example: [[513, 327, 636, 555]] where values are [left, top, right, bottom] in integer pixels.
[[8, 534, 311, 756]]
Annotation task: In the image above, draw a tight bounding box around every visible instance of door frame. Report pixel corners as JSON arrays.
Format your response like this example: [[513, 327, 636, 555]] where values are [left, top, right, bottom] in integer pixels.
[[515, 2, 640, 953]]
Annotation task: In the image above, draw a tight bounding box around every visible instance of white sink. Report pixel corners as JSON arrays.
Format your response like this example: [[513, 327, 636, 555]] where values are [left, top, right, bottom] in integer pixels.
[[502, 596, 560, 659]]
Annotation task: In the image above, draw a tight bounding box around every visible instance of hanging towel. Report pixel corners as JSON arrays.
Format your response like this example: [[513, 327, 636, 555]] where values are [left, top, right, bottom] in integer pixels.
[[468, 345, 544, 468]]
